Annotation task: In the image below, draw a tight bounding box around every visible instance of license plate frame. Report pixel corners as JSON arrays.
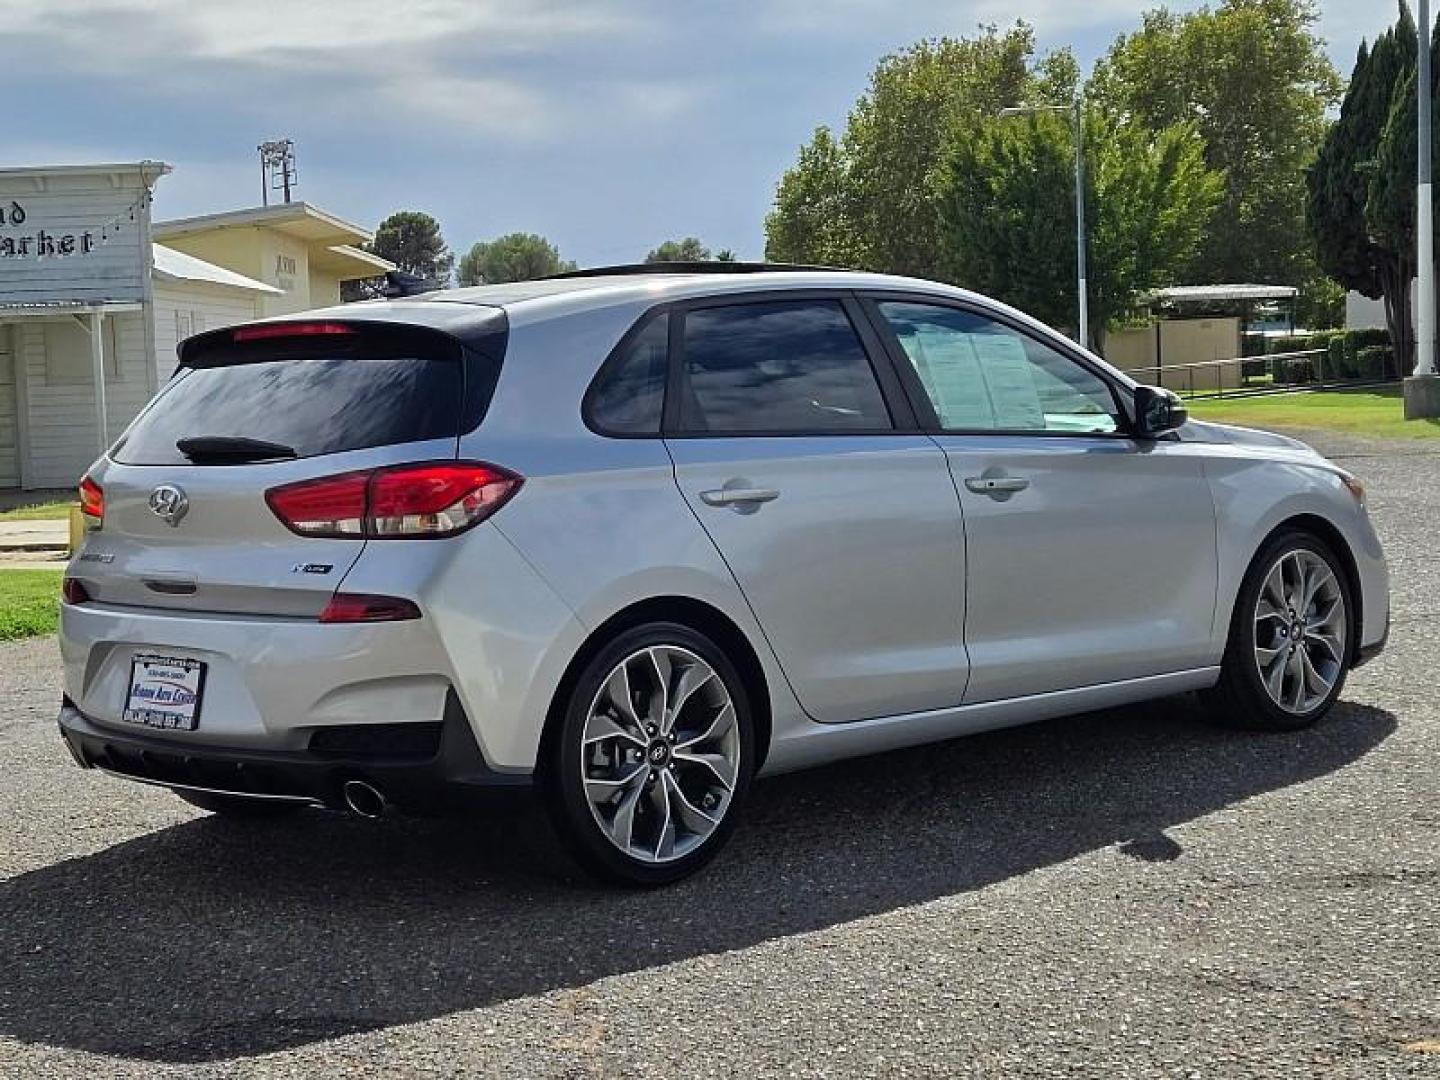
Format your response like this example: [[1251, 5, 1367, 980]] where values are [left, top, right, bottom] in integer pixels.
[[122, 653, 207, 732]]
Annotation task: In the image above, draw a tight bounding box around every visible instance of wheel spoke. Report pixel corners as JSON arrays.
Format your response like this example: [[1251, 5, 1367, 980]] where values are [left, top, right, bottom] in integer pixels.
[[609, 772, 647, 852], [650, 774, 675, 861], [584, 762, 646, 802], [674, 750, 735, 792], [664, 770, 720, 835], [1285, 649, 1306, 711], [664, 663, 714, 735], [1298, 647, 1330, 702], [675, 701, 736, 751], [1306, 628, 1344, 665], [583, 712, 646, 748], [645, 648, 671, 734], [603, 664, 643, 734]]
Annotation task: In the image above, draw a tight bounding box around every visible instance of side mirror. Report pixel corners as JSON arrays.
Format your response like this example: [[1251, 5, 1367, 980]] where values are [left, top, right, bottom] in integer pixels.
[[1133, 385, 1188, 438]]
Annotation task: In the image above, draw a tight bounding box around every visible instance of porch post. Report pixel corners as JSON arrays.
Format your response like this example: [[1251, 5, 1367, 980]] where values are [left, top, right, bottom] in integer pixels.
[[90, 309, 108, 454]]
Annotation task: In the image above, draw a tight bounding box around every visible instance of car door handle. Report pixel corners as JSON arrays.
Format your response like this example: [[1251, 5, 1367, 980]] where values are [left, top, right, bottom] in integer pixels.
[[699, 487, 780, 507], [964, 476, 1030, 494]]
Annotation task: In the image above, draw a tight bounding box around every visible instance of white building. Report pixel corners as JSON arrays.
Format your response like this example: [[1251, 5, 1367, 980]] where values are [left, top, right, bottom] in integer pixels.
[[0, 163, 392, 491]]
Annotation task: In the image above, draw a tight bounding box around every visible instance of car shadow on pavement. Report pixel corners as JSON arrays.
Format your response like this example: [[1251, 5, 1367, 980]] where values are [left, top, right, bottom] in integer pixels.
[[0, 696, 1395, 1064]]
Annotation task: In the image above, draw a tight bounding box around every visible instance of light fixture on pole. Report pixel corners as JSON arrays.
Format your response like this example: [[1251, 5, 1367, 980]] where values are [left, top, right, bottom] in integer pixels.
[[999, 99, 1088, 348]]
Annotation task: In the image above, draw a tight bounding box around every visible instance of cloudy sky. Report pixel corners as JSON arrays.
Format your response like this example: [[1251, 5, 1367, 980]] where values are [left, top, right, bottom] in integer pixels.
[[1, 1, 1400, 266]]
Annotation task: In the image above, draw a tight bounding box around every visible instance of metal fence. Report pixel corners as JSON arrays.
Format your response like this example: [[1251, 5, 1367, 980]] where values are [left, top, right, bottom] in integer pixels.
[[1138, 347, 1401, 400]]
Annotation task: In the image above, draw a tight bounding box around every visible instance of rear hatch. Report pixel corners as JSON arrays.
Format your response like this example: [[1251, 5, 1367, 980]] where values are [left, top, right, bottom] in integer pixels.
[[74, 318, 501, 617]]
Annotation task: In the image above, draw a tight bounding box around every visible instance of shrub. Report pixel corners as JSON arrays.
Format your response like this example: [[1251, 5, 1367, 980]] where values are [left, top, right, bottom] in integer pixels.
[[1355, 345, 1390, 380]]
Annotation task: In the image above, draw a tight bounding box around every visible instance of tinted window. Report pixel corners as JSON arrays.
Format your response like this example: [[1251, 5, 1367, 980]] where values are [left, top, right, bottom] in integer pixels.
[[112, 355, 463, 465], [679, 301, 891, 433], [588, 313, 667, 434], [878, 302, 1120, 434]]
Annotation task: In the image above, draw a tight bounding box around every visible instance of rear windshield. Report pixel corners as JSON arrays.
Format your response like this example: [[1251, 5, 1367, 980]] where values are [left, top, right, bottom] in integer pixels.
[[113, 353, 463, 466]]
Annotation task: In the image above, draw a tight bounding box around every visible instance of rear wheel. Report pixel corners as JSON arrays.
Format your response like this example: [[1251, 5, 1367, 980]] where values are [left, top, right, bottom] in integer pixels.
[[175, 790, 308, 818], [543, 622, 755, 886], [1204, 530, 1353, 731]]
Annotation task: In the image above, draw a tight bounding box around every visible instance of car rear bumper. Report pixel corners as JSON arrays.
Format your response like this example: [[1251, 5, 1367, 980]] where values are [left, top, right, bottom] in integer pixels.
[[58, 693, 531, 814]]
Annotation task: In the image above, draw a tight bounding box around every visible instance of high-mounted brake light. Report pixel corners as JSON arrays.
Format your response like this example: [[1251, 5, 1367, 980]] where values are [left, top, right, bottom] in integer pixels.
[[78, 475, 104, 527], [232, 321, 356, 342], [265, 462, 523, 540]]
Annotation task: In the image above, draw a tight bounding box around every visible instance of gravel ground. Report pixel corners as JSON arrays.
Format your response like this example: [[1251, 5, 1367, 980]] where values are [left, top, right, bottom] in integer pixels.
[[1, 429, 1437, 1078]]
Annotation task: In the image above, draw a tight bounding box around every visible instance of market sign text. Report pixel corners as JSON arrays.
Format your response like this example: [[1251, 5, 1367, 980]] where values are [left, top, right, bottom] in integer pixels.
[[0, 201, 98, 259]]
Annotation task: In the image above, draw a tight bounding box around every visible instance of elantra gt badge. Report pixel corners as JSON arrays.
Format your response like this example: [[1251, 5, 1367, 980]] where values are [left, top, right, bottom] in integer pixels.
[[147, 484, 189, 527]]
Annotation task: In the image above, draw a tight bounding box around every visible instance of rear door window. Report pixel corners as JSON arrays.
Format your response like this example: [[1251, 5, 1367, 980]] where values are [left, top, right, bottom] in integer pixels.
[[113, 336, 467, 466], [677, 300, 893, 434]]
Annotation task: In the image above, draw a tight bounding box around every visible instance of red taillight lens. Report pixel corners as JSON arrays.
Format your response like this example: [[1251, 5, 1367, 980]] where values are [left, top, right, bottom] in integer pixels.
[[232, 321, 355, 342], [319, 593, 422, 623], [264, 471, 370, 538], [62, 578, 90, 605], [78, 475, 104, 526], [266, 462, 522, 540], [367, 463, 522, 537]]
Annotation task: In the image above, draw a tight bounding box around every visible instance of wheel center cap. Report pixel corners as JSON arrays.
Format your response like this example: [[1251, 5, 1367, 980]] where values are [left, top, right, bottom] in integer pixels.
[[647, 741, 671, 767], [1289, 620, 1303, 640]]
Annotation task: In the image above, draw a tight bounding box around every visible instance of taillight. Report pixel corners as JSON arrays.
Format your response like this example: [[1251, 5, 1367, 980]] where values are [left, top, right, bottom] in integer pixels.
[[78, 475, 104, 527], [319, 593, 421, 623], [265, 462, 522, 540], [62, 578, 91, 605], [265, 471, 369, 538], [232, 321, 355, 342]]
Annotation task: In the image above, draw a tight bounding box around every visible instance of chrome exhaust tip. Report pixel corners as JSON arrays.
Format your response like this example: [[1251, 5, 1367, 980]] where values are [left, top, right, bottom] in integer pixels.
[[341, 779, 386, 819]]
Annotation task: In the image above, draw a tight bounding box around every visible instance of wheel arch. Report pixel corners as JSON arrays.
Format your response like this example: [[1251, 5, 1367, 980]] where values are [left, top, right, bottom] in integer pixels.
[[537, 596, 774, 779]]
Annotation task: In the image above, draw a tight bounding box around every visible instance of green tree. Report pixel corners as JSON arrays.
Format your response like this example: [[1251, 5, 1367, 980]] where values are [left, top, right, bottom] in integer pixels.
[[644, 237, 712, 262], [764, 24, 1066, 276], [1307, 3, 1419, 368], [715, 249, 739, 262], [369, 211, 454, 286], [1088, 0, 1342, 287], [937, 111, 1223, 347], [457, 232, 575, 285]]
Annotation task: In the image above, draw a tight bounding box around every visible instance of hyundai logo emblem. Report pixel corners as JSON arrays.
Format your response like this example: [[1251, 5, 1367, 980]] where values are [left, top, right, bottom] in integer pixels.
[[148, 484, 189, 527]]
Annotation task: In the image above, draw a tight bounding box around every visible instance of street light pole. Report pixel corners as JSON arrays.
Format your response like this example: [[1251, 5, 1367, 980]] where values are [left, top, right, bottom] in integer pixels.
[[1407, 0, 1440, 417], [999, 100, 1088, 348], [1072, 98, 1089, 349]]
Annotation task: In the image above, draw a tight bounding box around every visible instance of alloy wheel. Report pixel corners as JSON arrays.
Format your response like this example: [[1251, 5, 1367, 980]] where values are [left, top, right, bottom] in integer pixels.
[[580, 645, 740, 864], [1252, 549, 1347, 715]]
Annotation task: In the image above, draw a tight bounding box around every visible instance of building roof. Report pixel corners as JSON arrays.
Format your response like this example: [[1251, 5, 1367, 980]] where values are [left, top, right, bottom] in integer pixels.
[[153, 201, 374, 247], [1147, 284, 1299, 304], [0, 161, 171, 182], [310, 243, 395, 278], [151, 244, 282, 294]]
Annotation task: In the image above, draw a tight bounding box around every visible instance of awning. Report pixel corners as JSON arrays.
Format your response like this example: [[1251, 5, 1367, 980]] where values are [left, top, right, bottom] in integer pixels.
[[0, 300, 142, 320], [1146, 284, 1299, 304], [152, 244, 282, 294]]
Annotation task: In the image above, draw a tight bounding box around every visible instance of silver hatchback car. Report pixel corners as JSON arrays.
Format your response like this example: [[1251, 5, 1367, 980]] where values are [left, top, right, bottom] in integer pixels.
[[58, 266, 1389, 884]]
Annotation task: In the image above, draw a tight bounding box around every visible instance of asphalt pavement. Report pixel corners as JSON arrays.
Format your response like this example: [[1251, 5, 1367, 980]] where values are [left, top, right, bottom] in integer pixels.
[[0, 429, 1436, 1078]]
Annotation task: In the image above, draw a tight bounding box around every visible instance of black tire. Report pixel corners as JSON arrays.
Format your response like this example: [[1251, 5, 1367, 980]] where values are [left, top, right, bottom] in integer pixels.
[[542, 621, 756, 887], [1203, 528, 1354, 731], [175, 790, 308, 818]]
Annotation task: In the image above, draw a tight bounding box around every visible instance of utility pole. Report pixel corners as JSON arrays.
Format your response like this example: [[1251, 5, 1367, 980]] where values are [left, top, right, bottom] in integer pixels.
[[999, 100, 1089, 348]]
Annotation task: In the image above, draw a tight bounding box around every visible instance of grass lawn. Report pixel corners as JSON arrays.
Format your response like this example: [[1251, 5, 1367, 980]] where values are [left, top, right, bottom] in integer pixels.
[[0, 569, 63, 641], [1186, 386, 1440, 439], [0, 498, 75, 522]]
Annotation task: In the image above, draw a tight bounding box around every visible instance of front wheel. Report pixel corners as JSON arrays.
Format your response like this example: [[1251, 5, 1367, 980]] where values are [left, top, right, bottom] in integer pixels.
[[543, 622, 755, 886], [1204, 530, 1353, 731]]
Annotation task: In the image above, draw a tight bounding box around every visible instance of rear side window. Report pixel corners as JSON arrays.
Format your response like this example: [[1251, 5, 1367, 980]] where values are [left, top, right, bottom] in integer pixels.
[[113, 333, 470, 466], [587, 313, 668, 435], [678, 300, 892, 433]]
